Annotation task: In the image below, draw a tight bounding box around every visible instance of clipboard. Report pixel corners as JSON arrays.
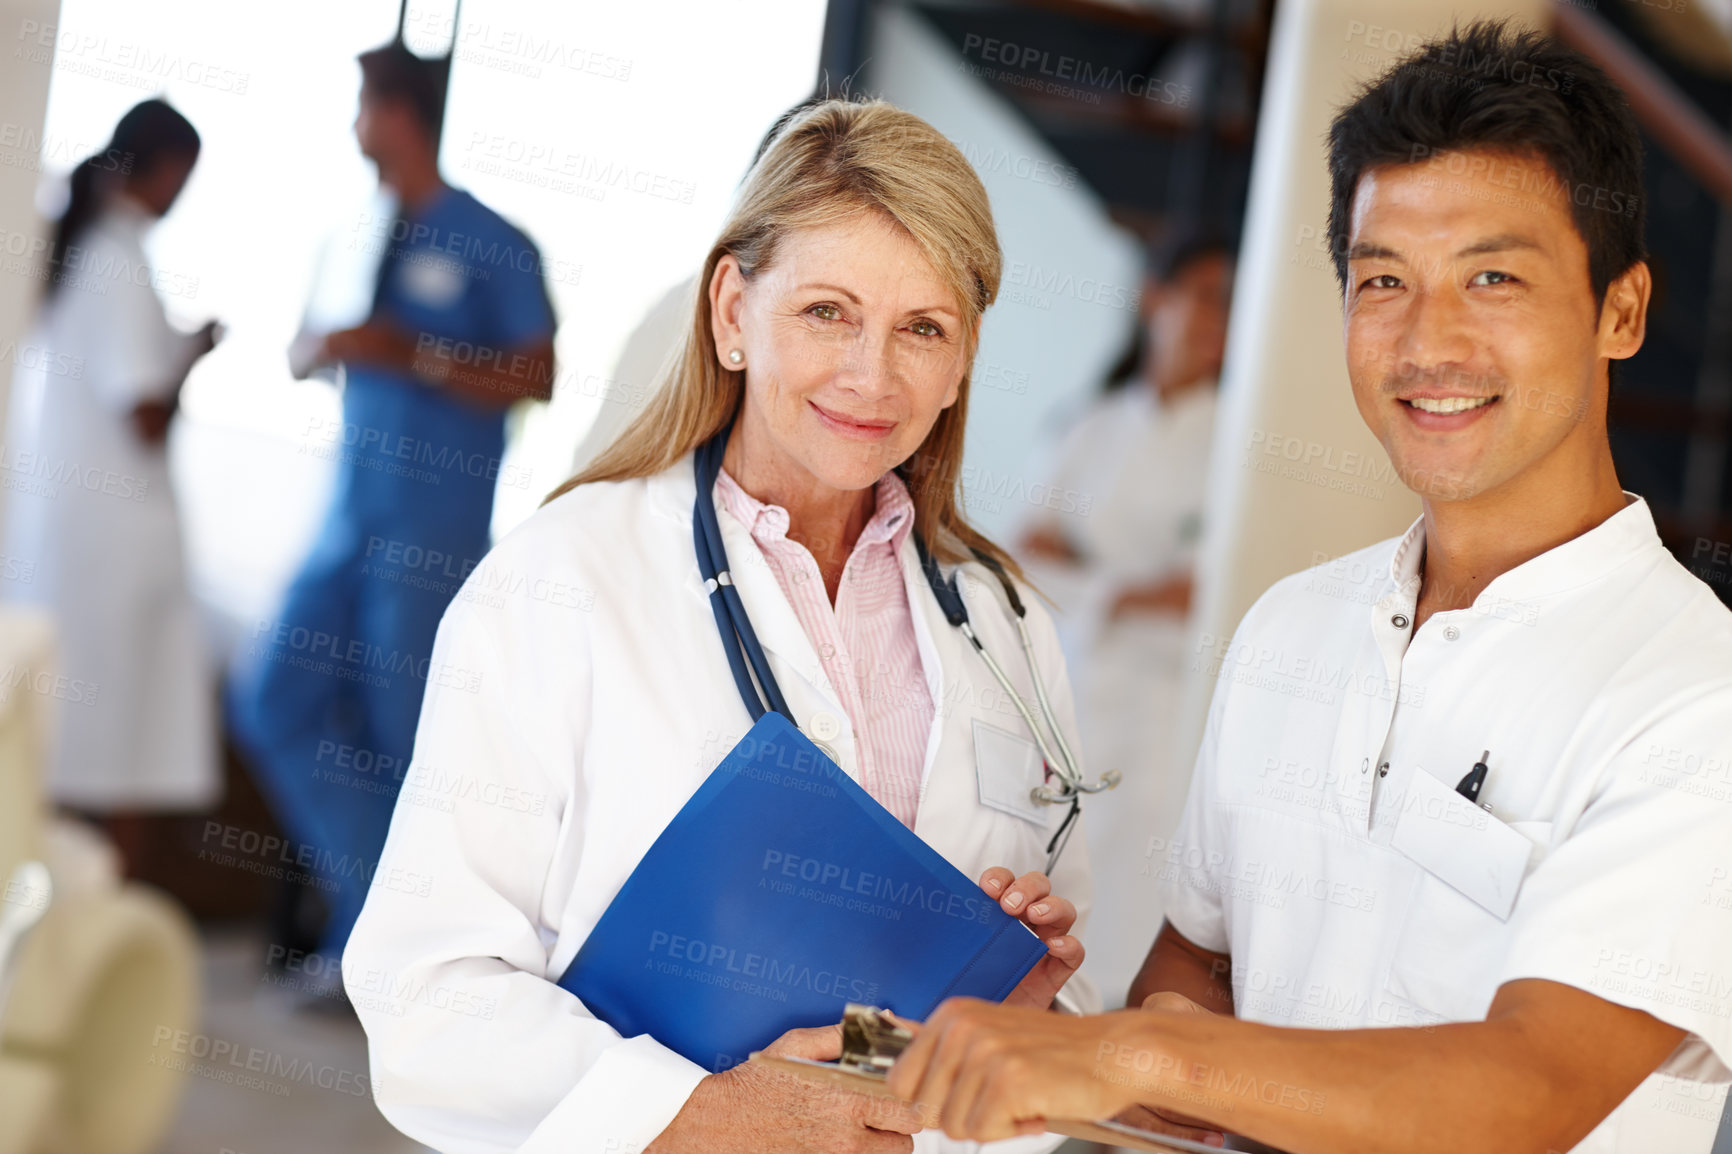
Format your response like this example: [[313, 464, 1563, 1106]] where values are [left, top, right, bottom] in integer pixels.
[[747, 1054, 1230, 1153]]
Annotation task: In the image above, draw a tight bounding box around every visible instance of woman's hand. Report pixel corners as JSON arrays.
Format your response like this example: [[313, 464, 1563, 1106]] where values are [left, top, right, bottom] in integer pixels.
[[191, 319, 223, 359], [1021, 524, 1082, 564], [647, 1024, 925, 1154], [128, 399, 176, 445], [1108, 573, 1194, 621], [131, 320, 222, 444], [978, 868, 1083, 1009]]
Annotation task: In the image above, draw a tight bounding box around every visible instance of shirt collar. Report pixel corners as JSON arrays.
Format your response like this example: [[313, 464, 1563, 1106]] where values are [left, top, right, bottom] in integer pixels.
[[1387, 515, 1427, 604], [714, 467, 917, 553], [400, 183, 458, 226], [1382, 491, 1662, 609]]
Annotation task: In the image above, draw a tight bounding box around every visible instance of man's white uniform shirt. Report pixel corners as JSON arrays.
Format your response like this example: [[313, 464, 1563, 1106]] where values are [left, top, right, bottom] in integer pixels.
[[1161, 496, 1732, 1151]]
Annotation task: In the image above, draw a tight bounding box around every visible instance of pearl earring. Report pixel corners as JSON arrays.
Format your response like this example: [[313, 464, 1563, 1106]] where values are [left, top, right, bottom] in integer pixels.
[[727, 349, 743, 366]]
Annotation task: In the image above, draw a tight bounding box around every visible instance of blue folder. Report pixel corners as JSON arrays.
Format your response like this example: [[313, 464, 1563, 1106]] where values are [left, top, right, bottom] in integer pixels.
[[558, 711, 1048, 1072]]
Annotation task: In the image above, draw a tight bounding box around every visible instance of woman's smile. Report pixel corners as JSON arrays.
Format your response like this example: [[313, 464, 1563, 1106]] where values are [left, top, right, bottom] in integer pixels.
[[808, 399, 898, 442]]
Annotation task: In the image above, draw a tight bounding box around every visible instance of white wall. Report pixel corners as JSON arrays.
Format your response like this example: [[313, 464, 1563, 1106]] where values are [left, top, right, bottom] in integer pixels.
[[0, 0, 63, 549], [867, 4, 1143, 543], [0, 0, 59, 872]]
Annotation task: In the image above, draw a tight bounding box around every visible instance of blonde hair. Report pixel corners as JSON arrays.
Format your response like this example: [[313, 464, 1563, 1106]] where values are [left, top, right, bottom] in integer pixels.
[[545, 98, 1018, 576]]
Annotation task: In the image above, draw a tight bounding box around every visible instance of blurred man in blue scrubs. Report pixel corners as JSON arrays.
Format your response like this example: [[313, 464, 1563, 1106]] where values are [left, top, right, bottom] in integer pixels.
[[230, 42, 557, 988]]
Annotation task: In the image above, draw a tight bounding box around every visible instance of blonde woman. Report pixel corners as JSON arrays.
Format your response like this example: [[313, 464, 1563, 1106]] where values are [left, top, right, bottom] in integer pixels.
[[346, 100, 1117, 1154]]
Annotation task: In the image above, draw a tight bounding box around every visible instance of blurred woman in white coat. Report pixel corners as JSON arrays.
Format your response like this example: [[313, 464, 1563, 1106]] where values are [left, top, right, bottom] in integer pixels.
[[344, 100, 1160, 1154], [4, 100, 221, 869], [1019, 235, 1234, 1006]]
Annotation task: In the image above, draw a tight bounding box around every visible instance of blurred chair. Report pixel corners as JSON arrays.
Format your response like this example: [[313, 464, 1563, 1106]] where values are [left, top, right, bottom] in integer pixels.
[[0, 607, 201, 1154]]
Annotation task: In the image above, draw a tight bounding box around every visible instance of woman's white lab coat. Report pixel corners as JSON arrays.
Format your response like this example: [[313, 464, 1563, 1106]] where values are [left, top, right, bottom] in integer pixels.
[[345, 454, 1099, 1154], [2, 198, 217, 811]]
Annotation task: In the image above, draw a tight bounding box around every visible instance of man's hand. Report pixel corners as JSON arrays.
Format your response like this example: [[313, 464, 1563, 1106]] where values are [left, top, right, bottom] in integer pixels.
[[647, 1024, 924, 1154], [316, 322, 553, 407], [886, 999, 1144, 1142], [320, 321, 412, 369], [1107, 991, 1227, 1146], [978, 868, 1082, 1008]]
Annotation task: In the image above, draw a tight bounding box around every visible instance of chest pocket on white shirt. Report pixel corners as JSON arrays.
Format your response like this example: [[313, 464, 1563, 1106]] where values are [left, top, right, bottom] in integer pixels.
[[972, 720, 1046, 825], [1385, 820, 1553, 1021]]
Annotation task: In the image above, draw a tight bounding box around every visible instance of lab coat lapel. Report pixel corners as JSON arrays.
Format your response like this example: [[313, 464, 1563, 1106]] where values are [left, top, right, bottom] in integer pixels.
[[713, 505, 837, 710], [897, 532, 952, 793]]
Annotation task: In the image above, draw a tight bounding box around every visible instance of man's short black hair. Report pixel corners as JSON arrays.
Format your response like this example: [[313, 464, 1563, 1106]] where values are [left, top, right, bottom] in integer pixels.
[[1327, 19, 1646, 306], [358, 42, 449, 139]]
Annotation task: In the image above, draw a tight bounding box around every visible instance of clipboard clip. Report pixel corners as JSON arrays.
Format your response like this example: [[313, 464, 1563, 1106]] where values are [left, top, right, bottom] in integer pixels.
[[752, 1004, 1226, 1153], [839, 1003, 912, 1076]]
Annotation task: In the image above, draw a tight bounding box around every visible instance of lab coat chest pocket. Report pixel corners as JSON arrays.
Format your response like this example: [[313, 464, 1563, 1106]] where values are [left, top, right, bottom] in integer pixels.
[[972, 719, 1046, 825], [1385, 819, 1553, 1021]]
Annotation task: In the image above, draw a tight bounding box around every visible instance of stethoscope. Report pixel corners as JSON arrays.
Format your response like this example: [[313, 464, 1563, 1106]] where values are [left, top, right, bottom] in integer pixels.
[[692, 424, 1119, 871]]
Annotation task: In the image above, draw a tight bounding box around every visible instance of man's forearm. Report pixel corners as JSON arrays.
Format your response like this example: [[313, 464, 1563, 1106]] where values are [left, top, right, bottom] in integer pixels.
[[886, 981, 1679, 1151], [1116, 989, 1672, 1154], [336, 322, 554, 407]]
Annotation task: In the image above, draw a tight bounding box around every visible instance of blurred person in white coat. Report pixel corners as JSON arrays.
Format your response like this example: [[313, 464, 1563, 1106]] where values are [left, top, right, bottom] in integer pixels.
[[344, 99, 1129, 1154], [4, 100, 221, 870], [1018, 234, 1233, 1005]]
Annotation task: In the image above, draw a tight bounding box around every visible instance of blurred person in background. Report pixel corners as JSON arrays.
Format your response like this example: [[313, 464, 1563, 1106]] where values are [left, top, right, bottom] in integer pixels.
[[1017, 232, 1233, 1004], [3, 99, 222, 874], [227, 41, 557, 991]]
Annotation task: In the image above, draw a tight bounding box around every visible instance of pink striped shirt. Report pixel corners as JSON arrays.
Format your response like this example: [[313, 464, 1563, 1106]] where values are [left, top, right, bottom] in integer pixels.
[[715, 468, 934, 827]]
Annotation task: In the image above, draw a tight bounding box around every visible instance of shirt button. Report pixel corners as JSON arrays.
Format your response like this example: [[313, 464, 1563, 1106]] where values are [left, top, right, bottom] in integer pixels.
[[1360, 758, 1370, 774], [1391, 614, 1410, 629], [809, 711, 843, 741], [1378, 761, 1390, 777], [1444, 625, 1460, 641], [813, 739, 840, 765]]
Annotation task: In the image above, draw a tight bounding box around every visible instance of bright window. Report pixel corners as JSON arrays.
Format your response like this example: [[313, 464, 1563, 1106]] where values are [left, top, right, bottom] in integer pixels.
[[31, 0, 824, 655]]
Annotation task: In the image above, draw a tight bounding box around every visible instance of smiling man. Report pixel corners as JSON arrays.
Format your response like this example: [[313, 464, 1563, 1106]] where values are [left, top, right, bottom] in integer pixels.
[[886, 21, 1732, 1154]]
